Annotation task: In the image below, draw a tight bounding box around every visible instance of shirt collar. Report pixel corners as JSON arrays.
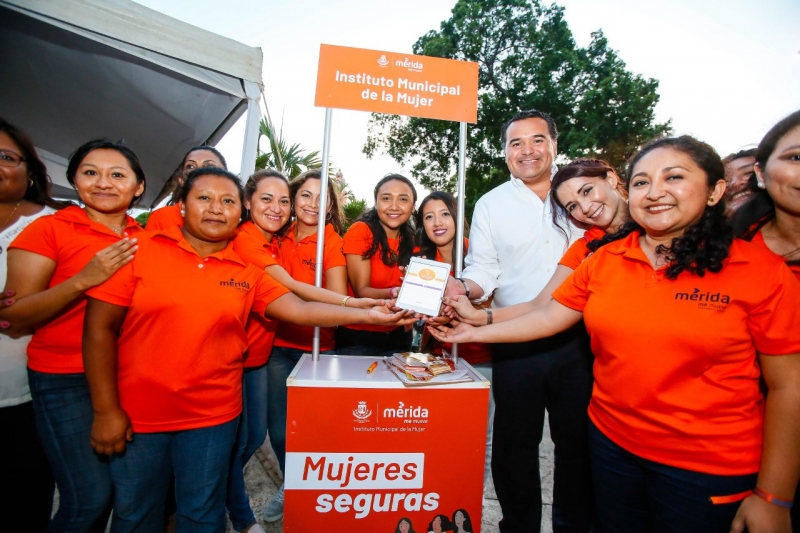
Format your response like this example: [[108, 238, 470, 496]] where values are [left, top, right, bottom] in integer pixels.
[[57, 205, 141, 235], [152, 224, 247, 266], [607, 230, 748, 266]]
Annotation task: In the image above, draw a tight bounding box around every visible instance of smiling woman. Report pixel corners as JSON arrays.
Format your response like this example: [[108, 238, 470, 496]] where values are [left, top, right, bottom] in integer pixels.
[[337, 173, 418, 356], [0, 138, 145, 531], [80, 167, 413, 531], [431, 136, 800, 533]]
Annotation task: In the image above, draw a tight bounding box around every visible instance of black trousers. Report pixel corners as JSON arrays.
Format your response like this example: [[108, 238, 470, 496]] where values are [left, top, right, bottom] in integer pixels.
[[0, 400, 55, 531], [491, 323, 595, 533]]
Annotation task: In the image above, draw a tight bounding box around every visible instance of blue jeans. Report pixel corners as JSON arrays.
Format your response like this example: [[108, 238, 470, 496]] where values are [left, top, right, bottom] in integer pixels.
[[589, 422, 757, 533], [226, 364, 268, 531], [28, 369, 112, 533], [267, 347, 335, 473], [109, 417, 239, 533]]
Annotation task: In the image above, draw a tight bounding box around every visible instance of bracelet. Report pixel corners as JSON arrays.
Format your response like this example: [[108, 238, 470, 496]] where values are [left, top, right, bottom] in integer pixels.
[[456, 277, 470, 299], [753, 487, 793, 509], [341, 296, 350, 307], [484, 308, 493, 325]]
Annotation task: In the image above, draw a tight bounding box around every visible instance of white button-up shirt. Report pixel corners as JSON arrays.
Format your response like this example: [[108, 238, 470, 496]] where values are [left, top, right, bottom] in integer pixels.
[[463, 176, 585, 308]]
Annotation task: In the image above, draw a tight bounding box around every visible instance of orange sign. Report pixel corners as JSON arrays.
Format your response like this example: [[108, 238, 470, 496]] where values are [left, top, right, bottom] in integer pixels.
[[314, 44, 479, 123]]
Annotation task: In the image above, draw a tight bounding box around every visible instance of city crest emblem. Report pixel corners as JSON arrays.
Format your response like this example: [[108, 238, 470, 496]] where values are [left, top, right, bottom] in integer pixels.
[[377, 54, 389, 68], [353, 401, 372, 423]]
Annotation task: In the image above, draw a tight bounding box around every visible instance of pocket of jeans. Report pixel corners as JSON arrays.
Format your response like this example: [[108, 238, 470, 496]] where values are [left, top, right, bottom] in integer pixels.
[[709, 490, 752, 505]]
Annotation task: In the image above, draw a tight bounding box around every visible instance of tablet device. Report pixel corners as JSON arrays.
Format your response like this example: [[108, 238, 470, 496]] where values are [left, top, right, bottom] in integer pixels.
[[396, 257, 451, 316]]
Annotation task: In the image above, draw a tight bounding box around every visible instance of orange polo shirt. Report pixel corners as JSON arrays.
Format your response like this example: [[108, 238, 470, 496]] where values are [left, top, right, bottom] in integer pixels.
[[274, 223, 346, 352], [558, 226, 606, 270], [8, 206, 142, 374], [552, 231, 800, 475], [342, 221, 403, 332], [145, 203, 182, 231], [231, 221, 282, 368], [88, 226, 290, 433], [750, 230, 800, 281], [425, 245, 491, 365]]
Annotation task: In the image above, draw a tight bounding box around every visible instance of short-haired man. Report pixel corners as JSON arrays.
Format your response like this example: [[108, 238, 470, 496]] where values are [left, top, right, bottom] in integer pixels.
[[722, 148, 757, 217], [450, 110, 594, 532]]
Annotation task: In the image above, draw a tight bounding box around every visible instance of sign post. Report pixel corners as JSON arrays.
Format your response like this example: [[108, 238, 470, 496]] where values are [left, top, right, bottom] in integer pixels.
[[311, 44, 479, 362], [285, 45, 485, 533]]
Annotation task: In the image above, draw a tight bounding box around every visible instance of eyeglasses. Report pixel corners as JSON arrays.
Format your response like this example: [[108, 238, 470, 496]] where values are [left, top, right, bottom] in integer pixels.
[[0, 151, 25, 168]]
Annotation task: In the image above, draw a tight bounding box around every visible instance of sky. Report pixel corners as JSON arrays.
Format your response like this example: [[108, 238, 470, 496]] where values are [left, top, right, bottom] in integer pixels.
[[136, 0, 800, 205]]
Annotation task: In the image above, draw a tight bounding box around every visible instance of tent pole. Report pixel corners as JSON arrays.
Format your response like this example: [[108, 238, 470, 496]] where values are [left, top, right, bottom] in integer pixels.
[[452, 121, 468, 366], [312, 108, 333, 362], [239, 81, 261, 182]]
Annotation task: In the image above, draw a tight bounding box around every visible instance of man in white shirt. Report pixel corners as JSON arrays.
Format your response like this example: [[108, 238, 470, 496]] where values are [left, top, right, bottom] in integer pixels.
[[451, 110, 594, 533]]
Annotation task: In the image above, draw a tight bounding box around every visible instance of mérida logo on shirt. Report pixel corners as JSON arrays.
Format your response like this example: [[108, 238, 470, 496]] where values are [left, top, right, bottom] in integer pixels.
[[219, 278, 251, 293], [674, 288, 730, 310]]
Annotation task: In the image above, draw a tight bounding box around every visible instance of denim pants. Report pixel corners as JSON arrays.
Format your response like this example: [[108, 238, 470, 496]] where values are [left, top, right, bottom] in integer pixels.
[[28, 369, 113, 533], [226, 364, 268, 531], [0, 400, 55, 532], [335, 326, 411, 357], [267, 346, 335, 473], [109, 417, 239, 533], [490, 325, 594, 533], [589, 422, 757, 533]]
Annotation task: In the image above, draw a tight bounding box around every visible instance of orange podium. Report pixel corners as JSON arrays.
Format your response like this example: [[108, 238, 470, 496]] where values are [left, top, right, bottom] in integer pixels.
[[283, 354, 490, 532]]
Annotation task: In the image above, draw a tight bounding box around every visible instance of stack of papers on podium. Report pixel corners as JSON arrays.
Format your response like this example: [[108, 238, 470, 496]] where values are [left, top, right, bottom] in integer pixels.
[[384, 353, 474, 387]]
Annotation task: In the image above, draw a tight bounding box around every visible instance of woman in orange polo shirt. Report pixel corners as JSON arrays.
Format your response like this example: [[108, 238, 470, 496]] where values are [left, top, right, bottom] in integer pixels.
[[338, 173, 417, 355], [83, 167, 411, 532], [432, 136, 800, 532], [259, 168, 351, 522], [733, 110, 800, 281], [229, 169, 384, 530], [445, 159, 629, 325], [146, 144, 226, 231], [414, 191, 495, 488], [1, 139, 144, 532]]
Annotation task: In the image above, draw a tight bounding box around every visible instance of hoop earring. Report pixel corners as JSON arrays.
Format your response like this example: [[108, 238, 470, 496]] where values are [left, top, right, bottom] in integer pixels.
[[28, 178, 34, 188], [326, 212, 332, 221]]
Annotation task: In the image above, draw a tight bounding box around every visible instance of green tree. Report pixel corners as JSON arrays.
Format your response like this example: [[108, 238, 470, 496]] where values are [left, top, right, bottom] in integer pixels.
[[256, 112, 322, 178], [363, 0, 671, 218]]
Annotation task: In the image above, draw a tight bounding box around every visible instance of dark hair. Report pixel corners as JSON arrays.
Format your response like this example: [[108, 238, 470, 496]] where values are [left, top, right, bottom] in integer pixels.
[[550, 158, 628, 241], [166, 145, 228, 205], [0, 118, 66, 210], [66, 139, 146, 208], [358, 174, 417, 267], [452, 509, 473, 533], [590, 136, 732, 279], [177, 166, 244, 207], [415, 191, 468, 267], [289, 169, 344, 234], [722, 148, 757, 166], [427, 514, 454, 532], [182, 145, 227, 171], [395, 517, 416, 533], [500, 109, 558, 147], [242, 168, 291, 237], [732, 110, 800, 251]]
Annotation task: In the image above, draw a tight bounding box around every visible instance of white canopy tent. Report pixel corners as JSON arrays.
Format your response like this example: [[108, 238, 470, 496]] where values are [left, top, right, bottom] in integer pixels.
[[0, 0, 262, 206]]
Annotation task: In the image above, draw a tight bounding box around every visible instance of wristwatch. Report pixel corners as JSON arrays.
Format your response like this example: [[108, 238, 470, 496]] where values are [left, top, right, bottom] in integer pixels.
[[456, 277, 470, 299]]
